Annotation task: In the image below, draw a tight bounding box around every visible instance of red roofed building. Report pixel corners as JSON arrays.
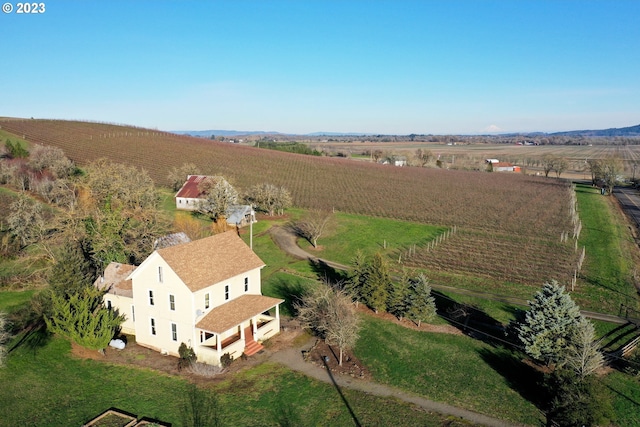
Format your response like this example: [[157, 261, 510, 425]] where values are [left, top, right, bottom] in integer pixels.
[[175, 175, 210, 211], [489, 162, 521, 173]]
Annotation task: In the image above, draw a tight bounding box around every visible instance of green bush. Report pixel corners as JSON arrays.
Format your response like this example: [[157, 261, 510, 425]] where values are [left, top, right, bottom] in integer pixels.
[[177, 342, 196, 370], [220, 352, 233, 368]]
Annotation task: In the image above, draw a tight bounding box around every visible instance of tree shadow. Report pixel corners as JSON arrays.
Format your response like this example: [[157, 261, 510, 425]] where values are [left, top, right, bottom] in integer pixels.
[[478, 347, 547, 410], [321, 355, 362, 427], [8, 322, 51, 357], [432, 291, 513, 347], [580, 274, 637, 301], [271, 276, 308, 316], [308, 258, 349, 285]]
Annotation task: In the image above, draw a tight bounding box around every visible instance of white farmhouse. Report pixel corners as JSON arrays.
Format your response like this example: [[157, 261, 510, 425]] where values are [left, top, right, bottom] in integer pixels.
[[96, 231, 283, 366]]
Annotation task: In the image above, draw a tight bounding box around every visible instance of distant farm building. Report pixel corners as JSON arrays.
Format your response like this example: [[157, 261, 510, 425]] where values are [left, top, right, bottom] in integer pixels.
[[488, 162, 521, 172], [175, 175, 256, 227], [382, 155, 407, 167]]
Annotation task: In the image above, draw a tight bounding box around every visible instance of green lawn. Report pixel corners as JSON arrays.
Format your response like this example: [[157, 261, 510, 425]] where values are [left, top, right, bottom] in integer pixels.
[[298, 212, 445, 266], [604, 370, 640, 427], [0, 289, 35, 313], [355, 314, 544, 425], [0, 334, 476, 427], [574, 184, 639, 314]]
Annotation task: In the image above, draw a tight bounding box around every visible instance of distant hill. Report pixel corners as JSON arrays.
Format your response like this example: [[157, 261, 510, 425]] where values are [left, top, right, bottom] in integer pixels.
[[173, 130, 375, 138], [175, 124, 640, 138], [172, 130, 281, 138], [550, 123, 640, 137]]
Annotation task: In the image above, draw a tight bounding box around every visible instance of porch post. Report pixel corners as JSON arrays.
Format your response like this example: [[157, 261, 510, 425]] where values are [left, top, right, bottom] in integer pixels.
[[216, 333, 221, 353], [252, 316, 258, 335], [275, 304, 280, 322], [240, 325, 245, 340]]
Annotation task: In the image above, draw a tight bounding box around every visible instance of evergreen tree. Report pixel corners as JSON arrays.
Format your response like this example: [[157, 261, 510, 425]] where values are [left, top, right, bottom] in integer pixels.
[[4, 140, 29, 159], [406, 274, 437, 327], [48, 243, 94, 298], [362, 252, 390, 313], [344, 250, 367, 305], [517, 281, 582, 366], [387, 272, 410, 319], [45, 286, 124, 351], [543, 368, 613, 426]]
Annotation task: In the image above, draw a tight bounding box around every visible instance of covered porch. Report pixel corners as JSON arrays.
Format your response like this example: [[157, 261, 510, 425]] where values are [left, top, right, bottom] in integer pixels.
[[195, 294, 283, 366]]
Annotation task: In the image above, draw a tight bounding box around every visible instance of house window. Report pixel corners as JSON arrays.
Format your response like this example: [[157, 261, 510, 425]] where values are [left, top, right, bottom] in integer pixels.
[[205, 293, 210, 309], [131, 305, 135, 322], [150, 318, 156, 335], [224, 284, 229, 301], [149, 290, 154, 306], [169, 294, 175, 311], [158, 266, 163, 283], [106, 300, 112, 310], [244, 277, 249, 292], [171, 323, 177, 341]]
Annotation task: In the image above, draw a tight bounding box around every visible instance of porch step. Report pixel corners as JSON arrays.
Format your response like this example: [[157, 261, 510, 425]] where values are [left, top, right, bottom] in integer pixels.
[[244, 339, 264, 357]]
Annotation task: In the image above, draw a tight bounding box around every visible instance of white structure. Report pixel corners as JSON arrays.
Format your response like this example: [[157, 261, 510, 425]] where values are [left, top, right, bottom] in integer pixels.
[[96, 231, 283, 366], [174, 175, 256, 227], [174, 175, 208, 211]]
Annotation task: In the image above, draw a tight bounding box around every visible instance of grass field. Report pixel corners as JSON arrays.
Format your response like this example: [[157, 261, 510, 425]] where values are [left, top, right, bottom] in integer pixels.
[[0, 331, 476, 427], [355, 314, 543, 425], [573, 184, 639, 314]]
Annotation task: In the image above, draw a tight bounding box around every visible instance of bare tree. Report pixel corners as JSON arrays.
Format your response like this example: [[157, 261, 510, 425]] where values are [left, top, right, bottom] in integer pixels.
[[195, 176, 239, 221], [244, 183, 292, 216], [7, 194, 46, 247], [296, 283, 360, 366], [167, 163, 200, 191], [372, 149, 383, 163], [291, 210, 333, 248], [0, 162, 17, 185], [0, 311, 11, 367], [415, 148, 433, 167], [601, 156, 623, 195], [542, 155, 556, 178], [566, 316, 604, 379], [28, 145, 75, 178], [586, 159, 603, 186], [554, 158, 568, 178]]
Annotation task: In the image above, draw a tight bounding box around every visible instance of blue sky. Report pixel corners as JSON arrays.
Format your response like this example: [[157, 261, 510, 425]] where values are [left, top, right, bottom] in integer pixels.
[[2, 0, 639, 134]]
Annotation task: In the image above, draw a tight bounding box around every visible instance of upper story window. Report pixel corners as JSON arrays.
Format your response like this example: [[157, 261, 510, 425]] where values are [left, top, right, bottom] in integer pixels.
[[224, 284, 229, 301], [106, 300, 112, 310], [205, 293, 210, 309], [148, 290, 155, 306], [169, 294, 175, 311], [158, 266, 163, 283], [171, 323, 178, 341], [244, 277, 249, 292], [150, 318, 156, 335]]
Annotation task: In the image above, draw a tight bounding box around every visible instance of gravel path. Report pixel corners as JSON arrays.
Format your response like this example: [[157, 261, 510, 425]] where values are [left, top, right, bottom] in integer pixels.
[[268, 226, 539, 425], [269, 337, 529, 427]]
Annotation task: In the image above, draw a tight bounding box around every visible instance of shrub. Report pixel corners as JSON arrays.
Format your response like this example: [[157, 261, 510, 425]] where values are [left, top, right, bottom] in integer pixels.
[[178, 342, 196, 370], [220, 352, 233, 368]]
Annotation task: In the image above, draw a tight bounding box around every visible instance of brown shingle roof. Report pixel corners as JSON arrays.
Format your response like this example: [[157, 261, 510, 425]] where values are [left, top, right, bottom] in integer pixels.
[[195, 294, 283, 334], [157, 231, 265, 292], [95, 262, 136, 297]]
